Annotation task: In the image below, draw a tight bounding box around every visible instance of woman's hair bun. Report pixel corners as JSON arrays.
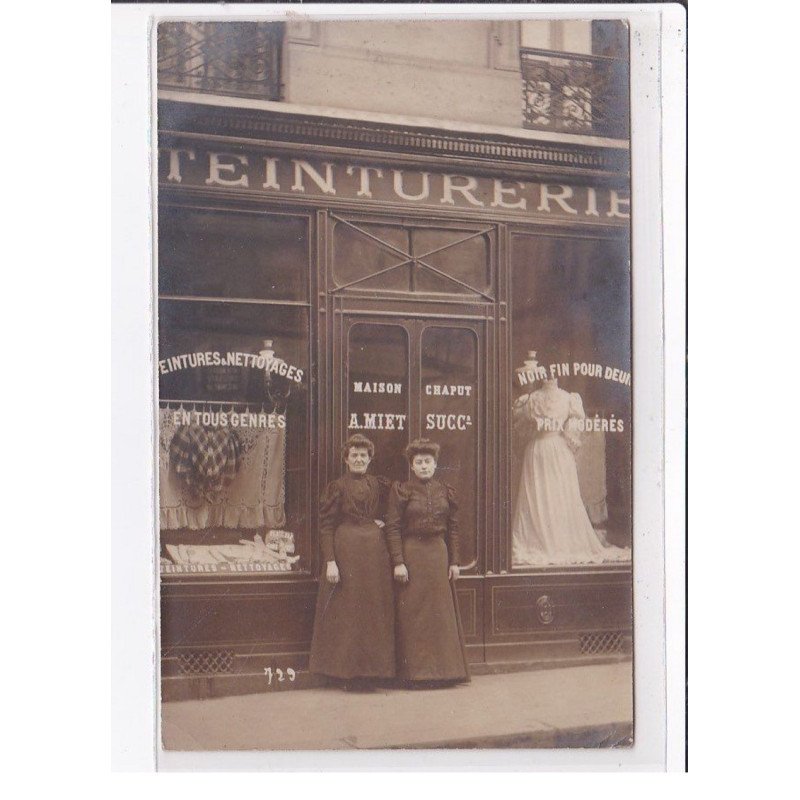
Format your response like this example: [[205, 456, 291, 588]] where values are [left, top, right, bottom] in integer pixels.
[[341, 433, 375, 461], [404, 438, 440, 462]]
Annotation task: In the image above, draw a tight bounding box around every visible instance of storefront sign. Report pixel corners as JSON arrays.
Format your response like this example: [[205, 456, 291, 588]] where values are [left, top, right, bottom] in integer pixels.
[[158, 147, 630, 223], [160, 562, 295, 574]]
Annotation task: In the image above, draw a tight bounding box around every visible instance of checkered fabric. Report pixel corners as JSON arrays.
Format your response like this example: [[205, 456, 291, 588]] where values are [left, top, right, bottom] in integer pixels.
[[169, 426, 241, 500]]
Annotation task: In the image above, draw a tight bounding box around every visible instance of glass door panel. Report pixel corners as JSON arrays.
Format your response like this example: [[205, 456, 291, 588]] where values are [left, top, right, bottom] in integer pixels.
[[420, 325, 480, 568], [346, 322, 410, 483]]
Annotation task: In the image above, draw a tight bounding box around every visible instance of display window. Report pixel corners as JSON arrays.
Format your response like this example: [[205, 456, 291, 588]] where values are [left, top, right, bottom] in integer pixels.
[[509, 232, 632, 568], [157, 206, 312, 575]]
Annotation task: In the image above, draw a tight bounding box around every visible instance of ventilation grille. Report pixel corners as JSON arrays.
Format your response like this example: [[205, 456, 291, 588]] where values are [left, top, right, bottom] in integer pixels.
[[578, 632, 624, 655], [176, 650, 235, 675]]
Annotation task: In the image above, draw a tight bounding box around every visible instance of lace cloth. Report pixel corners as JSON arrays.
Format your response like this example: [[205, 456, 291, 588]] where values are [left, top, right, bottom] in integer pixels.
[[165, 532, 299, 567], [159, 408, 286, 530]]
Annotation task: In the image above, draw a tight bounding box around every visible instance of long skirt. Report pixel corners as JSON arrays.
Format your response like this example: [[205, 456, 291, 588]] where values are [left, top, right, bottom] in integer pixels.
[[512, 433, 630, 566], [395, 536, 469, 682], [309, 519, 395, 679]]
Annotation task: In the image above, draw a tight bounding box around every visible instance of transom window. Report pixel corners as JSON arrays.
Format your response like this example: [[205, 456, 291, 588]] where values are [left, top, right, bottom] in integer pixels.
[[332, 215, 494, 299]]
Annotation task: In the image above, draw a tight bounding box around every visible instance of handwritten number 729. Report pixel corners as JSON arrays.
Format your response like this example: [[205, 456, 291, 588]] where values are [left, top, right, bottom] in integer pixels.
[[264, 667, 297, 684]]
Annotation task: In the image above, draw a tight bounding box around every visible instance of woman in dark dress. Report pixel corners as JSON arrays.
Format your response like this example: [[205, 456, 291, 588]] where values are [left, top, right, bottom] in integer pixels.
[[309, 434, 395, 685], [385, 439, 470, 684]]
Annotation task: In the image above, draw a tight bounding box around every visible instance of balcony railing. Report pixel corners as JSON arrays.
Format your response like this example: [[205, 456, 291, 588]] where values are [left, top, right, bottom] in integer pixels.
[[520, 47, 629, 139], [157, 21, 284, 101], [156, 23, 627, 140]]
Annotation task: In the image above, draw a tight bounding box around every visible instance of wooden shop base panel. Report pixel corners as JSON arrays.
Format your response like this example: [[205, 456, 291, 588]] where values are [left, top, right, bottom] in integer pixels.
[[160, 567, 632, 701]]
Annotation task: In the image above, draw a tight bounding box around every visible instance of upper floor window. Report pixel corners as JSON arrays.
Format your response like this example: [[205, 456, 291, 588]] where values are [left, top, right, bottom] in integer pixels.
[[157, 21, 285, 101], [520, 20, 629, 138]]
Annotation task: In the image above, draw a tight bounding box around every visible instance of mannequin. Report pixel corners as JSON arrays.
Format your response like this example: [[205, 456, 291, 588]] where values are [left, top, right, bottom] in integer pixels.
[[511, 354, 629, 566]]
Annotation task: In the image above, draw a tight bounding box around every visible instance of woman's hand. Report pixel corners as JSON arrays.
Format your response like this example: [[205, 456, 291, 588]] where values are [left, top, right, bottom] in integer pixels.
[[394, 564, 409, 583], [326, 561, 340, 584], [449, 565, 460, 581]]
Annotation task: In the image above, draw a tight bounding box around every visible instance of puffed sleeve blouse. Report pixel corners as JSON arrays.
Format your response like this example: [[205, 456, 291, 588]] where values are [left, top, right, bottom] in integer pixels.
[[385, 478, 460, 568], [318, 474, 392, 563]]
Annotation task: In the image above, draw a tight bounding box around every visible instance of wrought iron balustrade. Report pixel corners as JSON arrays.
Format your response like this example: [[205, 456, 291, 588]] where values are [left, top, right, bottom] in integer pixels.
[[157, 21, 284, 101], [520, 47, 628, 139]]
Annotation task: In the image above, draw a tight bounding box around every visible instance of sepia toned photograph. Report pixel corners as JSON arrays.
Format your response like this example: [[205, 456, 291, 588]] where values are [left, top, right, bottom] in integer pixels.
[[155, 12, 635, 751]]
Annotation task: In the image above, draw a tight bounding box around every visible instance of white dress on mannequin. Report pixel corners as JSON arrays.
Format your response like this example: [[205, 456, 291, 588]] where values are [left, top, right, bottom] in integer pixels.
[[511, 381, 630, 566]]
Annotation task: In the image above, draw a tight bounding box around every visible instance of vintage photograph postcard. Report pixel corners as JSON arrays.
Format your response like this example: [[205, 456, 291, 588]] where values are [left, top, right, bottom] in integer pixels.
[[155, 11, 636, 751]]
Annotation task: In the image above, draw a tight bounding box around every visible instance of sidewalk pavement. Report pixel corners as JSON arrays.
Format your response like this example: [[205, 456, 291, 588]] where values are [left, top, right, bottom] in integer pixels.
[[162, 661, 633, 750]]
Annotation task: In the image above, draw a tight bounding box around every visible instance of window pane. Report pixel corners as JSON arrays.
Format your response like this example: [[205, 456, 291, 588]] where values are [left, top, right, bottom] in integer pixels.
[[159, 208, 308, 301], [158, 300, 310, 573], [510, 235, 631, 565], [159, 301, 308, 402], [413, 229, 490, 296], [333, 221, 410, 291], [421, 326, 479, 567], [333, 221, 493, 297], [347, 323, 409, 483]]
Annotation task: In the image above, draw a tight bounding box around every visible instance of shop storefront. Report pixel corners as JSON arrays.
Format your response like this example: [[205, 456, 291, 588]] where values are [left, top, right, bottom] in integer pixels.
[[157, 97, 632, 700]]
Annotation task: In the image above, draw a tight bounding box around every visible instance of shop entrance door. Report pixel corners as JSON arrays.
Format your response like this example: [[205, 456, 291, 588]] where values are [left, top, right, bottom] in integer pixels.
[[333, 307, 493, 662], [335, 312, 487, 576], [325, 212, 497, 658]]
